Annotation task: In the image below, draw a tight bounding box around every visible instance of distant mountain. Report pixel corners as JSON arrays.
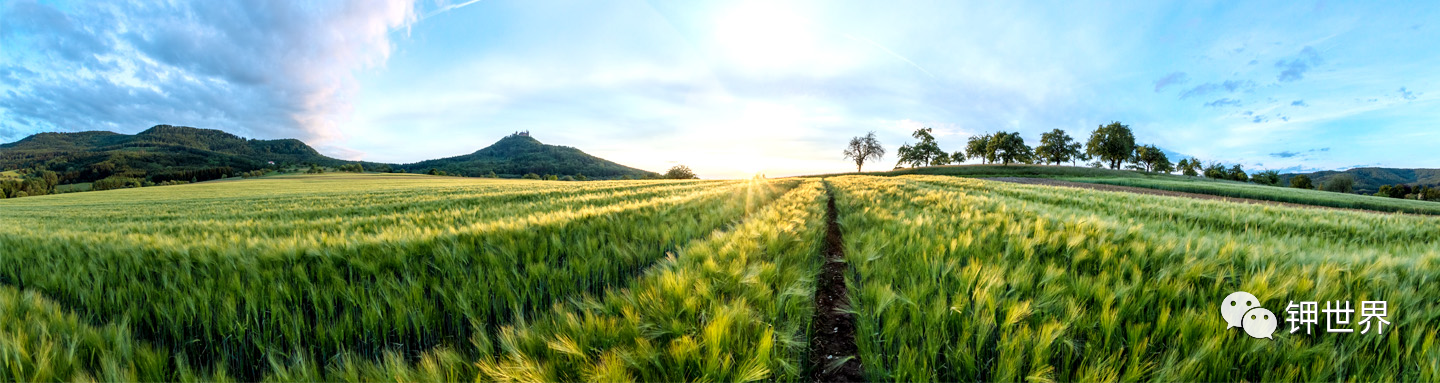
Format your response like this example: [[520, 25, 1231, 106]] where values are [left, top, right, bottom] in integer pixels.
[[0, 125, 346, 184], [1280, 167, 1440, 194], [398, 133, 658, 178], [0, 126, 657, 185]]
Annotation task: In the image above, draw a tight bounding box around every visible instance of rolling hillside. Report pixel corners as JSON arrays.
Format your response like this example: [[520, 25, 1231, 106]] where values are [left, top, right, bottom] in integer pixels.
[[397, 133, 658, 178], [0, 126, 657, 186], [0, 125, 344, 184], [1281, 167, 1440, 194]]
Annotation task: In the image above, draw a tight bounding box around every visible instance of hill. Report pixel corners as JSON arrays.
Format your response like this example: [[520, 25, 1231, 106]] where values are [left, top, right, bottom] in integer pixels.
[[397, 133, 657, 178], [0, 125, 345, 184], [1280, 167, 1440, 194], [0, 127, 658, 188]]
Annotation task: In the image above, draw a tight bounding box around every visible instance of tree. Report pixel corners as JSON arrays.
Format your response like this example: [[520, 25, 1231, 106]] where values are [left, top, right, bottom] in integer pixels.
[[1378, 184, 1411, 198], [1321, 174, 1355, 193], [574, 173, 588, 181], [522, 173, 542, 180], [560, 175, 575, 181], [1252, 170, 1281, 186], [1203, 162, 1227, 179], [1290, 174, 1313, 189], [1134, 145, 1171, 173], [966, 134, 992, 164], [986, 131, 1033, 165], [1085, 122, 1136, 169], [664, 165, 698, 179], [1228, 164, 1248, 182], [1177, 157, 1201, 176], [486, 171, 498, 178], [950, 151, 966, 165], [1035, 129, 1082, 165], [1423, 186, 1440, 201], [894, 128, 948, 168], [843, 131, 886, 172]]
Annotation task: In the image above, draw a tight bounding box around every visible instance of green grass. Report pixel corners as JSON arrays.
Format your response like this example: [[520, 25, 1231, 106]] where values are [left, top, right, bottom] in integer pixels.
[[831, 175, 1440, 381], [55, 182, 92, 193], [1071, 176, 1440, 215]]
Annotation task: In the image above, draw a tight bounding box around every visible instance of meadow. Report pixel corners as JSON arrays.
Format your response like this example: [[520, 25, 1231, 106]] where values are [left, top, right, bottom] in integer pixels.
[[1072, 176, 1440, 215], [830, 175, 1440, 381], [2, 172, 1437, 381]]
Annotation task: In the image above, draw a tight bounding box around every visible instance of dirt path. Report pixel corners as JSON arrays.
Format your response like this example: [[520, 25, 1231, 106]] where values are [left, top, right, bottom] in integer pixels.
[[808, 183, 864, 382], [986, 177, 1374, 213]]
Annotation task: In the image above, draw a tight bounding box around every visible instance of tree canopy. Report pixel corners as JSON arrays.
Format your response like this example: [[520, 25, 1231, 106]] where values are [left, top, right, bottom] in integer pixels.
[[1134, 145, 1171, 173], [1290, 174, 1313, 189], [664, 165, 698, 179], [986, 131, 1034, 165], [966, 134, 992, 164], [1085, 122, 1136, 170], [894, 128, 948, 168], [1034, 129, 1083, 165]]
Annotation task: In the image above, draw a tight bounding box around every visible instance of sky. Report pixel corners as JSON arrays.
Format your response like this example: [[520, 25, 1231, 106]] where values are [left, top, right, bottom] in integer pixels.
[[1, 0, 1437, 179]]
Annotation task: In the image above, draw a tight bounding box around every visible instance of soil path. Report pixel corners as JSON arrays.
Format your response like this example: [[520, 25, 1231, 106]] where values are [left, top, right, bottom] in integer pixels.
[[808, 183, 864, 382], [986, 177, 1375, 213]]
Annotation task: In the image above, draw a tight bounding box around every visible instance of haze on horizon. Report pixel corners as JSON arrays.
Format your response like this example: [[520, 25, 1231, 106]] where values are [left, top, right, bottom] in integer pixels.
[[1, 0, 1437, 179]]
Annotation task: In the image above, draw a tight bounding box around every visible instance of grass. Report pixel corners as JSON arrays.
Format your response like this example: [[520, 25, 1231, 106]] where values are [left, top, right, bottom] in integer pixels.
[[830, 175, 1440, 381], [0, 173, 797, 380], [1070, 176, 1440, 215]]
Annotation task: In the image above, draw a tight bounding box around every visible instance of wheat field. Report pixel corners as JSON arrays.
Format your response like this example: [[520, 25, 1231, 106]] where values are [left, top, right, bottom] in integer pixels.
[[2, 173, 1436, 381]]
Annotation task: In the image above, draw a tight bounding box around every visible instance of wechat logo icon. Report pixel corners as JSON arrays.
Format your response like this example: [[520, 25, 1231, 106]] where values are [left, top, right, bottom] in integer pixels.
[[1221, 291, 1276, 339]]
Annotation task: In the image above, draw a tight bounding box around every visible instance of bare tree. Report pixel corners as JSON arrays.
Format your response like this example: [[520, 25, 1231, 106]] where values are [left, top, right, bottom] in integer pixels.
[[843, 131, 886, 172]]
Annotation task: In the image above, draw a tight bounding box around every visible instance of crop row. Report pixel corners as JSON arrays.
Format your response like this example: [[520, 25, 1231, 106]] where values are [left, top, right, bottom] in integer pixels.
[[0, 177, 796, 380], [831, 175, 1440, 382]]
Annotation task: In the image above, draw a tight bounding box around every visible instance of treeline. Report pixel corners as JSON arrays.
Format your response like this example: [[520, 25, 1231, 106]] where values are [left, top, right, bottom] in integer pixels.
[[0, 170, 58, 199], [512, 165, 698, 180], [854, 122, 1176, 173], [1374, 183, 1440, 201], [845, 122, 1432, 197]]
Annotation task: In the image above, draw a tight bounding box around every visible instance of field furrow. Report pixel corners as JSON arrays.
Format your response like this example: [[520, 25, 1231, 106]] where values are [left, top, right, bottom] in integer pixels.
[[463, 179, 829, 382]]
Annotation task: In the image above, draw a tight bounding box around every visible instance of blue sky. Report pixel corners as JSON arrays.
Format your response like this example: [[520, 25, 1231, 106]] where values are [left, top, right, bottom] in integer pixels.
[[1, 0, 1436, 178]]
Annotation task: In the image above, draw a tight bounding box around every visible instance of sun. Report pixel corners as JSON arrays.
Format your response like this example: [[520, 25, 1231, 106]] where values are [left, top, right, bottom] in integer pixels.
[[713, 2, 814, 69]]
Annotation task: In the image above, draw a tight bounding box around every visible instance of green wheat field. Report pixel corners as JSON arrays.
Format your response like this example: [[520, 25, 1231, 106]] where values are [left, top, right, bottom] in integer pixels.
[[1, 173, 1437, 381]]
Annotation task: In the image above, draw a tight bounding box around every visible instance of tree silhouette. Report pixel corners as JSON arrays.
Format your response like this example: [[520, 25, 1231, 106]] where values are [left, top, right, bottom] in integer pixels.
[[843, 131, 886, 172]]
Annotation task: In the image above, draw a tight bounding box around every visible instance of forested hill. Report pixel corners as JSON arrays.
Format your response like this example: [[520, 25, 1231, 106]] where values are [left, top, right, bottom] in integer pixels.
[[398, 133, 659, 178], [0, 126, 657, 187], [1280, 167, 1440, 194], [0, 125, 346, 184]]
